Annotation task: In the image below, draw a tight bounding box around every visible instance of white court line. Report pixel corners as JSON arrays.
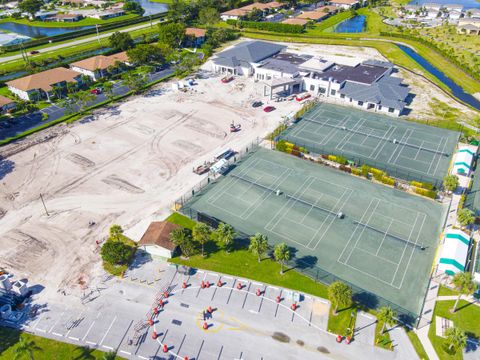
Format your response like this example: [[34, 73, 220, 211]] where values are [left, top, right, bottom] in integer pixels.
[[389, 128, 413, 165], [375, 218, 394, 256], [370, 125, 397, 160], [354, 247, 400, 266]]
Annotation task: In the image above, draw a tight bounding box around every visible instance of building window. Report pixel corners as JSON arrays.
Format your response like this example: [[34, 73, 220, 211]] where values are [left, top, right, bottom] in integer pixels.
[[358, 101, 364, 106], [340, 94, 345, 99], [388, 107, 395, 113], [310, 84, 315, 91], [319, 87, 326, 94], [378, 105, 382, 110], [331, 89, 336, 96]]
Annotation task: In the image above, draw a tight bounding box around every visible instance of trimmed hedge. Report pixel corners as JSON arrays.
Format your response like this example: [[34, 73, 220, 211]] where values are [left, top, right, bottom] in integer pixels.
[[327, 154, 348, 165], [226, 19, 304, 34], [381, 176, 396, 186], [410, 180, 434, 190], [413, 186, 437, 199]]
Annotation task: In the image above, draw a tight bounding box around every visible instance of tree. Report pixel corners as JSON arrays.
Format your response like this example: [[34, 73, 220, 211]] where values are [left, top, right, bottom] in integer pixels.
[[109, 224, 123, 240], [66, 81, 78, 94], [173, 52, 200, 76], [80, 74, 92, 87], [72, 90, 95, 113], [328, 281, 352, 315], [109, 31, 134, 51], [377, 306, 396, 334], [170, 228, 195, 257], [18, 0, 43, 20], [123, 1, 144, 15], [192, 222, 211, 257], [102, 81, 114, 100], [199, 7, 219, 26], [158, 22, 185, 49], [101, 241, 133, 265], [13, 337, 40, 360], [457, 208, 475, 228], [273, 243, 290, 274], [213, 223, 236, 253], [450, 272, 476, 313], [121, 71, 148, 94], [249, 233, 269, 263], [103, 351, 117, 360], [126, 44, 167, 65], [443, 174, 459, 193], [445, 327, 467, 353]]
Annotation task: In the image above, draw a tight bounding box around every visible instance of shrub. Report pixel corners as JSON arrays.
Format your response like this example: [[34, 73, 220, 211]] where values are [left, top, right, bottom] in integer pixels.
[[227, 19, 304, 33], [321, 154, 329, 160], [369, 167, 385, 177], [351, 168, 362, 176], [276, 140, 288, 152], [410, 180, 434, 190], [101, 241, 134, 265], [413, 187, 437, 199], [291, 149, 301, 157], [381, 176, 396, 186], [361, 164, 370, 178]]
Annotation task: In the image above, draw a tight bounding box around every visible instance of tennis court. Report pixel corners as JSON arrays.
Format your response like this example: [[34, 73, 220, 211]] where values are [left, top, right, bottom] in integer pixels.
[[279, 103, 460, 187], [181, 148, 447, 318]]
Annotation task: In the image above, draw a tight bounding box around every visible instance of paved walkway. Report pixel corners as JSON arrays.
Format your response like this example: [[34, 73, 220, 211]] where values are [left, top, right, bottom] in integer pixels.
[[0, 20, 162, 64]]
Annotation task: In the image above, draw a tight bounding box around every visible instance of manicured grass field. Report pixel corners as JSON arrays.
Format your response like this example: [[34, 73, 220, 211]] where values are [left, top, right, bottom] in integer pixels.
[[406, 328, 430, 360], [0, 326, 121, 360], [375, 321, 393, 351], [429, 300, 480, 359], [438, 286, 459, 297], [0, 13, 139, 28], [310, 11, 354, 33], [327, 307, 357, 337]]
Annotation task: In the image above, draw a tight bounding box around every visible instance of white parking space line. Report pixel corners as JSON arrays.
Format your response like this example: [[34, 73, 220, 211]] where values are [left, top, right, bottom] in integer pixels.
[[120, 350, 131, 355], [68, 336, 80, 341], [48, 312, 65, 333], [99, 315, 117, 346], [86, 341, 97, 346], [36, 328, 46, 333], [82, 313, 100, 341], [102, 345, 114, 350], [52, 332, 63, 337]]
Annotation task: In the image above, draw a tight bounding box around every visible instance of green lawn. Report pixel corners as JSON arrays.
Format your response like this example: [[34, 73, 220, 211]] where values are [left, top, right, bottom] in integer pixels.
[[375, 321, 393, 351], [0, 13, 139, 28], [438, 286, 459, 297], [0, 326, 122, 360], [327, 307, 357, 336], [310, 11, 354, 33], [429, 300, 480, 359]]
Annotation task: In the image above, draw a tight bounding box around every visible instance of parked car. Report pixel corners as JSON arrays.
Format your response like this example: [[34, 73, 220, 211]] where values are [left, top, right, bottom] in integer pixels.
[[30, 50, 40, 55], [90, 88, 102, 95], [263, 106, 276, 113], [221, 76, 234, 84], [295, 93, 311, 102], [252, 101, 263, 108]]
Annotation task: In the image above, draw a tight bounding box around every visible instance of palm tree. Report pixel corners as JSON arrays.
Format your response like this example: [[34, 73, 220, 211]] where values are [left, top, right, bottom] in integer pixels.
[[102, 351, 117, 360], [102, 81, 115, 101], [377, 306, 396, 334], [274, 243, 290, 275], [170, 228, 195, 257], [328, 281, 352, 315], [213, 223, 236, 253], [451, 272, 476, 313], [13, 337, 41, 360], [72, 90, 95, 114], [249, 233, 269, 263], [445, 327, 467, 354], [192, 222, 211, 257], [109, 224, 123, 241]]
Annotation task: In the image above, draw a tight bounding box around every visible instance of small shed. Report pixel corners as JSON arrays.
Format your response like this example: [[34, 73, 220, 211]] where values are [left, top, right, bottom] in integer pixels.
[[452, 147, 475, 175], [438, 229, 471, 275], [138, 221, 180, 259]]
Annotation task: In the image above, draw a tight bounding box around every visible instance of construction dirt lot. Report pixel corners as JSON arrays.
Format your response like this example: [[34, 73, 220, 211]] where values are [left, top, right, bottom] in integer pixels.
[[0, 69, 303, 303], [0, 40, 474, 306]]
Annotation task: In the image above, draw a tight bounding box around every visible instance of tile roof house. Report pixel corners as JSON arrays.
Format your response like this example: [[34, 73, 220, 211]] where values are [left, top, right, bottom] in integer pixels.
[[138, 221, 180, 259], [70, 52, 130, 81], [6, 67, 82, 101], [330, 0, 360, 9], [282, 18, 309, 26], [220, 1, 284, 21], [185, 27, 207, 47], [0, 95, 16, 113], [297, 10, 330, 21]]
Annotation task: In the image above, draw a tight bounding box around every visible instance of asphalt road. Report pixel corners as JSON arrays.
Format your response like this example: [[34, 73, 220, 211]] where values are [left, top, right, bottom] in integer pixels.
[[0, 67, 174, 141], [0, 20, 162, 64]]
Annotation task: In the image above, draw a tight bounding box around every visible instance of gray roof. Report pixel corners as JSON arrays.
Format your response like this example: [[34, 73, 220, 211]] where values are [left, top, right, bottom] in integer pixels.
[[259, 58, 299, 75], [362, 59, 393, 69], [320, 63, 389, 85], [214, 56, 240, 68], [214, 41, 286, 65], [339, 76, 410, 111]]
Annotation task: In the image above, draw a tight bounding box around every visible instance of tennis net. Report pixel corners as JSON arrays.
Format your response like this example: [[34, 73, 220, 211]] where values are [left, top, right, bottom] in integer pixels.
[[352, 220, 425, 250], [231, 173, 340, 217], [303, 117, 449, 156]]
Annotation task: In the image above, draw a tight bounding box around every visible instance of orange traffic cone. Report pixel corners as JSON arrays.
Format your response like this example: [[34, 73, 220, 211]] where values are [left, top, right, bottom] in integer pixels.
[[256, 288, 261, 296], [276, 295, 281, 303], [291, 303, 297, 311], [182, 281, 187, 289], [148, 319, 153, 326], [206, 281, 210, 288], [201, 280, 205, 289], [237, 283, 242, 290], [163, 291, 169, 298], [152, 331, 157, 339], [207, 306, 213, 313], [163, 344, 168, 353], [203, 322, 208, 330], [217, 280, 222, 287]]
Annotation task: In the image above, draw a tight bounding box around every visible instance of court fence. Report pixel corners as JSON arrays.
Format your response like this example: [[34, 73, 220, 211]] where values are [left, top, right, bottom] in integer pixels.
[[174, 144, 425, 328], [273, 136, 448, 189]]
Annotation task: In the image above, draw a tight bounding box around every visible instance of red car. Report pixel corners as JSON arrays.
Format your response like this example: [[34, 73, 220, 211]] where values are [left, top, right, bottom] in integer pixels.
[[295, 93, 311, 102], [263, 106, 275, 113], [90, 88, 102, 95], [221, 76, 234, 83]]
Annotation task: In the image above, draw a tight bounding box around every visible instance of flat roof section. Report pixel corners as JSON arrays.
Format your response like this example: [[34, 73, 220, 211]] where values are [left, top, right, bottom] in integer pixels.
[[320, 63, 390, 85]]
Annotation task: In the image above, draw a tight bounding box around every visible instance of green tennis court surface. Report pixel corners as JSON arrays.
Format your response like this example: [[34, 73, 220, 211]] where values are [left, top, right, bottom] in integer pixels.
[[278, 103, 460, 187], [181, 148, 447, 319]]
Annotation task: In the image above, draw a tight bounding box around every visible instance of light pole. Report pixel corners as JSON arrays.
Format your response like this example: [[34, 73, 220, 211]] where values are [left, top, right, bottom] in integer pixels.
[[95, 24, 101, 45], [347, 311, 355, 337], [39, 193, 49, 216]]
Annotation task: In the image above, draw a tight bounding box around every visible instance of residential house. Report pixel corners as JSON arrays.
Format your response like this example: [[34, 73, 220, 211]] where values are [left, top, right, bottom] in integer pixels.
[[91, 9, 125, 19], [457, 18, 480, 34], [444, 4, 463, 12], [220, 1, 284, 21], [423, 3, 441, 19], [0, 96, 16, 113], [282, 18, 309, 26], [45, 13, 84, 22], [138, 221, 180, 259], [60, 0, 87, 6], [329, 0, 360, 10], [34, 11, 58, 21], [467, 8, 480, 19], [211, 40, 286, 76], [184, 27, 207, 47], [297, 10, 330, 22], [6, 67, 82, 101], [70, 52, 129, 81], [448, 9, 462, 21], [220, 8, 248, 21]]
